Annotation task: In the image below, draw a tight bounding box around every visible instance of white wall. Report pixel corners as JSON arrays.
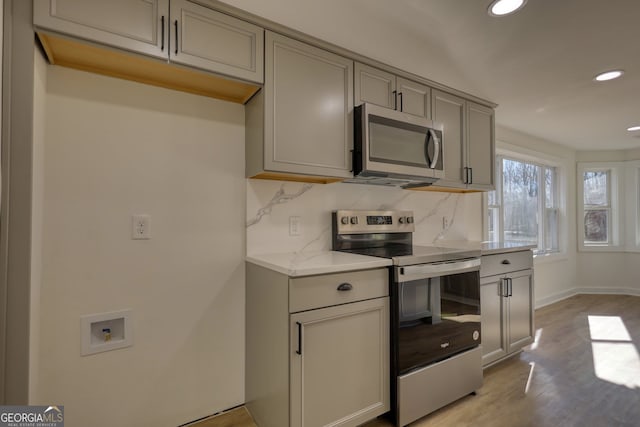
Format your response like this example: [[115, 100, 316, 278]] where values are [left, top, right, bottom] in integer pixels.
[[495, 126, 579, 307], [33, 65, 246, 426]]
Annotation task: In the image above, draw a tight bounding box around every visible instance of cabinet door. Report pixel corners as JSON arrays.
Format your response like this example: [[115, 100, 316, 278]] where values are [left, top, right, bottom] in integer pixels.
[[34, 0, 167, 59], [432, 89, 466, 187], [290, 298, 390, 427], [354, 62, 396, 109], [170, 0, 264, 83], [480, 276, 507, 366], [397, 77, 430, 119], [466, 101, 495, 190], [265, 32, 354, 178], [507, 270, 534, 353]]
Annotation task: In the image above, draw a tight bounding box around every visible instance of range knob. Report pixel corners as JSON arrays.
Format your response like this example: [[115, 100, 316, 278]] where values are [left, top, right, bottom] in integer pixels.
[[350, 216, 359, 225], [407, 216, 414, 224], [341, 216, 349, 225], [399, 217, 406, 224]]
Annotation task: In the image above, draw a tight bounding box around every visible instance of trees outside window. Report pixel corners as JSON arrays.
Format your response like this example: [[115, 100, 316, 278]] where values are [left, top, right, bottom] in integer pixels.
[[487, 157, 559, 254]]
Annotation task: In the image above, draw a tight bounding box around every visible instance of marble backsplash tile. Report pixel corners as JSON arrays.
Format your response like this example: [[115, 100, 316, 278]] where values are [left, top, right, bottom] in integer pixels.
[[246, 179, 483, 255]]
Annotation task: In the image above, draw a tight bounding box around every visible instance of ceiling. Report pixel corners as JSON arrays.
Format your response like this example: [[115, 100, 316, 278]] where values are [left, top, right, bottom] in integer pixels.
[[220, 0, 640, 151]]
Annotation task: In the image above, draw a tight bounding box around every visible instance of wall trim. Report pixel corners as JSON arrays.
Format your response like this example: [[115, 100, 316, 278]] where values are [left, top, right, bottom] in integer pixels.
[[536, 287, 640, 309]]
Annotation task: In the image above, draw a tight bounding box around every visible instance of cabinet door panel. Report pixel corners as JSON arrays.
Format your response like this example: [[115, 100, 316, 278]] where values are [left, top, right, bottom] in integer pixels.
[[34, 0, 166, 59], [354, 63, 396, 109], [397, 77, 430, 119], [467, 101, 495, 190], [508, 270, 534, 353], [432, 89, 465, 186], [480, 277, 507, 366], [265, 32, 353, 178], [291, 298, 389, 427], [171, 0, 264, 83]]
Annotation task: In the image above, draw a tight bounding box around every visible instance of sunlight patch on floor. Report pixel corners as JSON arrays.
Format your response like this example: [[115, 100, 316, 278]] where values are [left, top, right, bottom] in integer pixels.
[[588, 315, 640, 389]]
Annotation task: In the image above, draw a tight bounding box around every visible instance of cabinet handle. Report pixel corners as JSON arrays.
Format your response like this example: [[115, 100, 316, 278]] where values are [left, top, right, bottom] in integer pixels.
[[469, 167, 473, 184], [500, 278, 507, 297], [399, 92, 403, 112], [296, 322, 302, 355], [161, 16, 165, 51], [501, 259, 511, 265], [508, 278, 513, 297], [337, 282, 353, 291], [463, 167, 469, 184], [392, 90, 397, 110], [174, 20, 179, 55]]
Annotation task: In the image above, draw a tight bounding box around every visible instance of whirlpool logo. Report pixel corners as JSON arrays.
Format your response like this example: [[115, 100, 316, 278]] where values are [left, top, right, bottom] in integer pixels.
[[0, 405, 64, 427]]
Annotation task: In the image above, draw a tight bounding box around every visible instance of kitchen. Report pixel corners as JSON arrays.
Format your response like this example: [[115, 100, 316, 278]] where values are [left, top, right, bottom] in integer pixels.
[[1, 1, 639, 427]]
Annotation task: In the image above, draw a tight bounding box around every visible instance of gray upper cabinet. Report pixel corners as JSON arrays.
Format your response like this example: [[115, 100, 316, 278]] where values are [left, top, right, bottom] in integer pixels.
[[34, 0, 168, 59], [170, 0, 263, 83], [355, 63, 430, 119], [34, 0, 264, 84], [467, 101, 495, 190], [246, 31, 354, 180], [432, 89, 495, 190]]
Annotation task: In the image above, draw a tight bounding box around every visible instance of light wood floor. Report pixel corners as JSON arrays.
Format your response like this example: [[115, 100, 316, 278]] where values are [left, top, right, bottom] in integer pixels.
[[192, 294, 640, 427]]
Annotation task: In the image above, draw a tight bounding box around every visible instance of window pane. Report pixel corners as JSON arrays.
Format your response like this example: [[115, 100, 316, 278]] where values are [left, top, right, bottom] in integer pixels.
[[487, 207, 499, 242], [545, 167, 556, 207], [502, 159, 539, 245], [584, 209, 608, 243], [487, 189, 498, 206], [545, 208, 559, 251], [584, 171, 608, 206]]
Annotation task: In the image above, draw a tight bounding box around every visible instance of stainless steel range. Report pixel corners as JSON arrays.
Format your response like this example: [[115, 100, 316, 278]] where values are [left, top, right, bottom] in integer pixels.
[[332, 210, 483, 426]]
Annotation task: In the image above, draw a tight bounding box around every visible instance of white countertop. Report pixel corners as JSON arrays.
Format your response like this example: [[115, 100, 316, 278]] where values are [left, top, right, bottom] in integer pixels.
[[424, 240, 536, 255], [247, 242, 535, 277], [246, 251, 392, 277]]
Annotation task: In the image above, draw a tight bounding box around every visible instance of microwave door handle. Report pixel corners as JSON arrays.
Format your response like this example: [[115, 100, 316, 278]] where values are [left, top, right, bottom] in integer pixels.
[[427, 128, 440, 169]]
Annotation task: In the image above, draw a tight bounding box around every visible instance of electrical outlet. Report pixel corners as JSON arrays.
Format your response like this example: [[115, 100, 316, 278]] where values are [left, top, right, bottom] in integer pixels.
[[442, 216, 449, 230], [289, 216, 301, 236], [132, 214, 150, 239]]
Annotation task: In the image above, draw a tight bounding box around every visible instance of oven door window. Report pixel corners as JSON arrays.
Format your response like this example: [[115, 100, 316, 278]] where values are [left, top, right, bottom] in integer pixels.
[[397, 271, 480, 374]]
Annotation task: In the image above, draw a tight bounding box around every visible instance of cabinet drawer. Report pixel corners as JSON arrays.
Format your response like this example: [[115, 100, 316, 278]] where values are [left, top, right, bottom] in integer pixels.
[[480, 250, 533, 277], [289, 268, 388, 313]]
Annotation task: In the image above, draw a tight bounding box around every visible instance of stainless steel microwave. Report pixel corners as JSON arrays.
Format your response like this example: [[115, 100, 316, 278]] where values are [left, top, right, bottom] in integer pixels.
[[350, 103, 444, 188]]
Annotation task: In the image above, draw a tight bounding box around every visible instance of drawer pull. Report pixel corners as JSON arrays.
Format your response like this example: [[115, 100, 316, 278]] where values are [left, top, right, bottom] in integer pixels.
[[337, 283, 353, 291], [501, 259, 511, 265]]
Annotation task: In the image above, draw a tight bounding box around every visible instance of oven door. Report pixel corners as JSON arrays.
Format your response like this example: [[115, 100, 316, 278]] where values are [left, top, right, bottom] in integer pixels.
[[393, 259, 481, 374]]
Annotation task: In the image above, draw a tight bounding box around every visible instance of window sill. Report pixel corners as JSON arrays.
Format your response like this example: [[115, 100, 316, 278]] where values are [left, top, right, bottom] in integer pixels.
[[579, 245, 626, 253]]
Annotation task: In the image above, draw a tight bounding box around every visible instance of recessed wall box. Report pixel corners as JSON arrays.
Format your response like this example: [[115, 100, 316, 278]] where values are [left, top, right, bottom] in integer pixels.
[[81, 309, 133, 356]]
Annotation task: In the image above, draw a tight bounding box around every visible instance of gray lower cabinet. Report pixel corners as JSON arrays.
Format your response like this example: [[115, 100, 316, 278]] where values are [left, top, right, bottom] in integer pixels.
[[354, 62, 431, 119], [246, 31, 354, 180], [480, 250, 534, 367], [246, 263, 390, 427], [34, 0, 264, 83], [432, 89, 495, 190]]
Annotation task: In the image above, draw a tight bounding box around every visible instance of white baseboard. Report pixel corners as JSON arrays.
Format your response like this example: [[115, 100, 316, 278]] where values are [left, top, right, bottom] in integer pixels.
[[535, 287, 640, 309]]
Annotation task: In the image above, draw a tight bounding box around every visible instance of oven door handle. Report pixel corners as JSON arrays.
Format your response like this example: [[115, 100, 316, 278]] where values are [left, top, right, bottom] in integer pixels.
[[397, 258, 481, 281]]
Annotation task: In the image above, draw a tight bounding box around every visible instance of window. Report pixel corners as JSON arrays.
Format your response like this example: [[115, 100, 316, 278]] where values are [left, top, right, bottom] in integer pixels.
[[577, 163, 622, 250], [583, 170, 611, 244], [487, 156, 559, 254]]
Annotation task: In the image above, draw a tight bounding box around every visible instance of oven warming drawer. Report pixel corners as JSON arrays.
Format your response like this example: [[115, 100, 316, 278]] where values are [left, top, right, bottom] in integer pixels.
[[397, 346, 482, 426]]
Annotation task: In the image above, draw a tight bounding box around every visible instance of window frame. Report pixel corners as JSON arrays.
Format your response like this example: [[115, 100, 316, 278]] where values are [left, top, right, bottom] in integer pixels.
[[577, 162, 623, 251], [486, 154, 561, 256]]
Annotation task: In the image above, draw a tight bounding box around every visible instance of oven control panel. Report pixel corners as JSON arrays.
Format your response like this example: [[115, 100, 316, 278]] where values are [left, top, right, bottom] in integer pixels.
[[333, 210, 415, 234]]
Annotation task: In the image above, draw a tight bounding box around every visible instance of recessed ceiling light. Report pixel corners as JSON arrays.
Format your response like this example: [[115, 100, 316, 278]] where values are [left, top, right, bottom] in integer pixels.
[[488, 0, 528, 17], [627, 126, 640, 132], [594, 70, 624, 82]]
